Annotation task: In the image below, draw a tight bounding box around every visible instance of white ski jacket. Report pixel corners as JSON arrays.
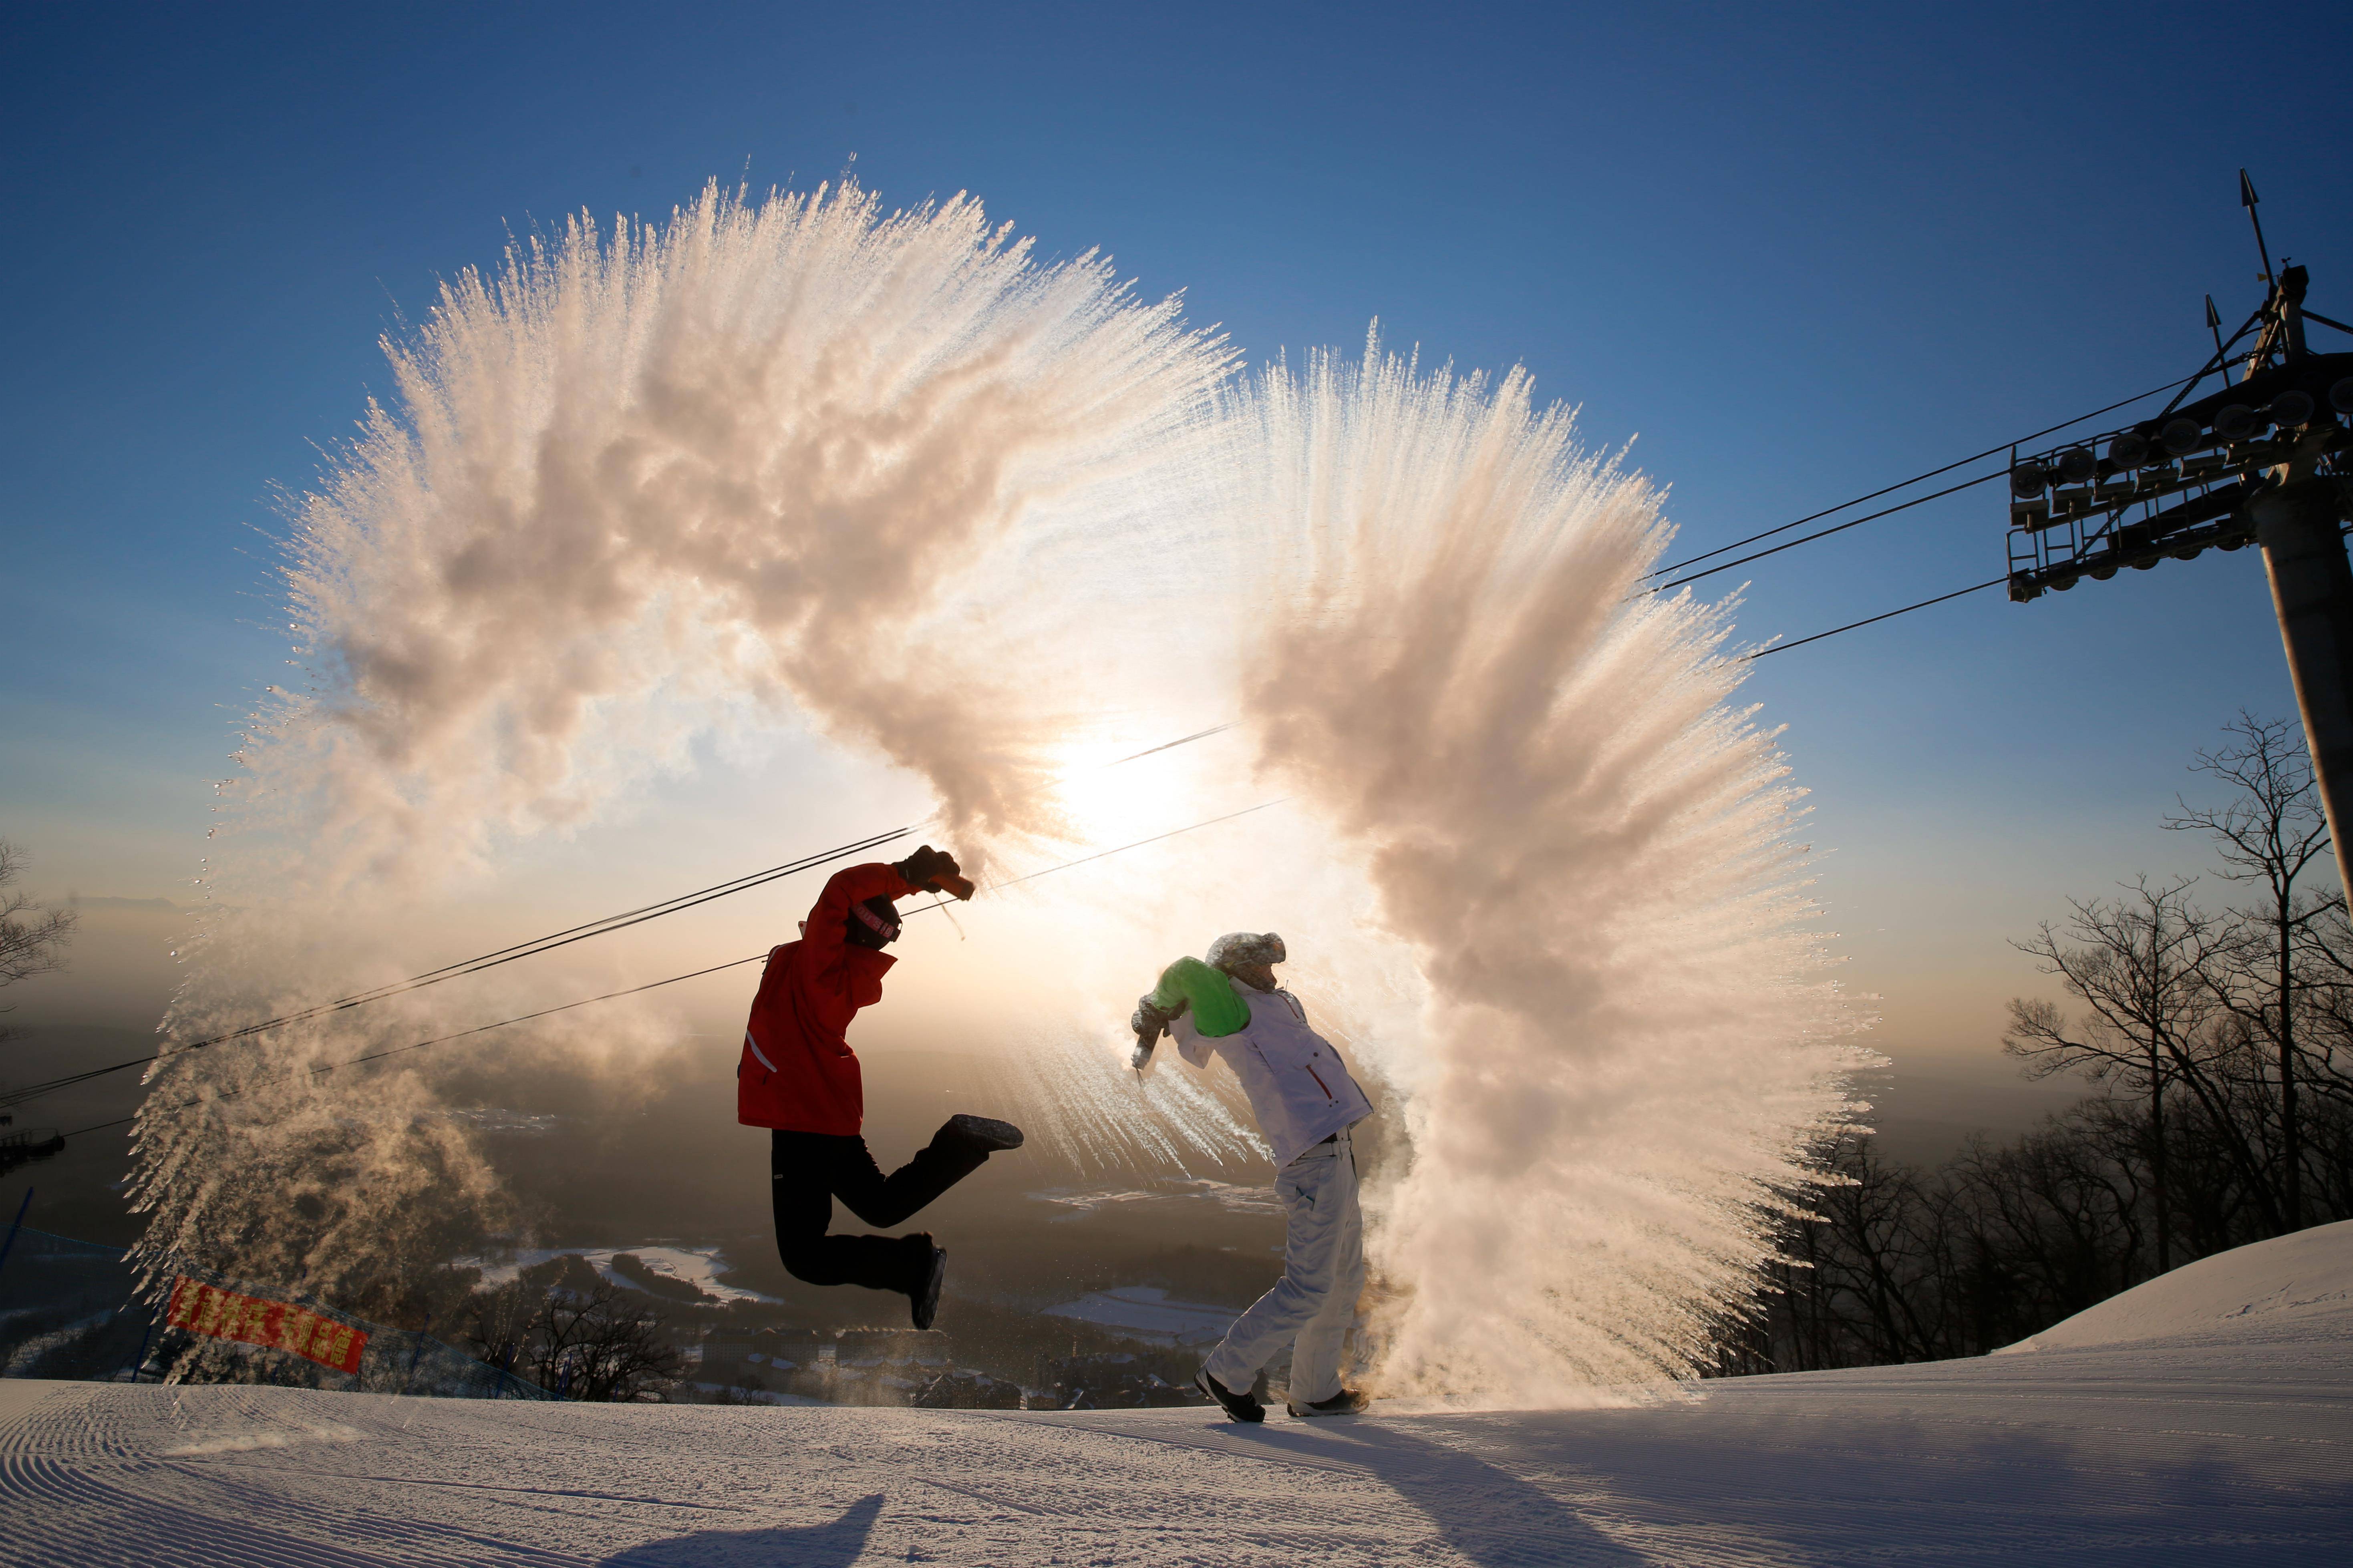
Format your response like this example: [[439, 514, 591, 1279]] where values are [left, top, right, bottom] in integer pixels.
[[1171, 985, 1372, 1166]]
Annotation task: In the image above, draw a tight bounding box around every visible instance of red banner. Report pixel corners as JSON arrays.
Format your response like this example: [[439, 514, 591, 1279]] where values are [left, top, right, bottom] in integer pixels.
[[165, 1277, 368, 1375]]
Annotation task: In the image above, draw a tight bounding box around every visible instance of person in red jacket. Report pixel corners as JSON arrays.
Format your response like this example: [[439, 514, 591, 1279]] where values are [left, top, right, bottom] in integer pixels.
[[739, 845, 1023, 1329]]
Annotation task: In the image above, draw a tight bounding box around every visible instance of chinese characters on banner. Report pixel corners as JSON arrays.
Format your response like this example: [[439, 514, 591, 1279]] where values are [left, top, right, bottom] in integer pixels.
[[164, 1276, 369, 1375]]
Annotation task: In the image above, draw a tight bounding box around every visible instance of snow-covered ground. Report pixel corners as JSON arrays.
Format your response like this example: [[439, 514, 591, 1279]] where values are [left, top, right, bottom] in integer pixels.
[[1999, 1217, 2353, 1353], [467, 1246, 781, 1305], [1027, 1180, 1287, 1221], [4, 1224, 2348, 1565], [1042, 1285, 1237, 1344]]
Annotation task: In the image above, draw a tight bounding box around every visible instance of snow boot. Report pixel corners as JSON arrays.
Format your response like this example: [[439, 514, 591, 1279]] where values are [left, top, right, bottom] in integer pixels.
[[946, 1114, 1025, 1152], [911, 1242, 948, 1331], [1287, 1388, 1370, 1418], [1196, 1369, 1264, 1423]]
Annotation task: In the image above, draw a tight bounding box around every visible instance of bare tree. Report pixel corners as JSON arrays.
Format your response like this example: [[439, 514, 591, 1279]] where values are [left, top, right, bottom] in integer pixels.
[[0, 840, 78, 1049], [534, 1280, 684, 1402], [1715, 721, 2353, 1377], [2004, 875, 2222, 1269], [463, 1279, 539, 1383], [2163, 713, 2340, 1232], [465, 1276, 684, 1401]]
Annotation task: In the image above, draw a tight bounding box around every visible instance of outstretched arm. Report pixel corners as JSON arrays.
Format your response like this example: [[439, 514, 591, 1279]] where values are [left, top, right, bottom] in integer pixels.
[[800, 863, 914, 965], [1131, 956, 1250, 1069]]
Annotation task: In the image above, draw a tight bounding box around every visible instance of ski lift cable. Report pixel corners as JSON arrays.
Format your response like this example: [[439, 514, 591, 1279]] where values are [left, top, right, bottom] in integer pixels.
[[899, 797, 1290, 918], [390, 724, 1232, 989], [1648, 470, 2005, 595], [52, 796, 1288, 1141], [1740, 577, 2011, 661], [50, 555, 2128, 1137], [390, 830, 910, 987], [57, 954, 777, 1142], [0, 827, 912, 1114], [1643, 372, 2205, 584], [226, 725, 1235, 1036], [12, 387, 2250, 1105], [0, 724, 1241, 1113], [10, 376, 2216, 1107]]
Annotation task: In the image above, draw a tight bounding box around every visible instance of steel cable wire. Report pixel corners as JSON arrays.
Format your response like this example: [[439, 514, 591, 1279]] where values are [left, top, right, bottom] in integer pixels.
[[1643, 372, 2204, 583], [48, 567, 2085, 1141], [1650, 471, 2004, 594], [24, 388, 2211, 1110], [1741, 577, 2011, 660], [3, 725, 1238, 1112], [50, 794, 1288, 1138], [36, 391, 2215, 1119]]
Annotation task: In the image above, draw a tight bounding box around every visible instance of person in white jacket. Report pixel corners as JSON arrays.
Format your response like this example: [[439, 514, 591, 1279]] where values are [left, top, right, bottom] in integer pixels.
[[1131, 931, 1375, 1421]]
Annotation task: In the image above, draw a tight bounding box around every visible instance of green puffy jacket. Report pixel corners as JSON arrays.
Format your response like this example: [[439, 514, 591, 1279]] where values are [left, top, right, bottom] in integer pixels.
[[1145, 956, 1252, 1038]]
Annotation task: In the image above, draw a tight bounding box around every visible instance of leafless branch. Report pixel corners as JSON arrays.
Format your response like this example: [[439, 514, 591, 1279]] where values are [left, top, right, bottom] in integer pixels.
[[0, 840, 78, 1045]]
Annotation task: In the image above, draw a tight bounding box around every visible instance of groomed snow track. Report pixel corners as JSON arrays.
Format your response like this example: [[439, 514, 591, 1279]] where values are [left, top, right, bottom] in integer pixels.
[[4, 1224, 2350, 1564], [0, 1339, 2341, 1565]]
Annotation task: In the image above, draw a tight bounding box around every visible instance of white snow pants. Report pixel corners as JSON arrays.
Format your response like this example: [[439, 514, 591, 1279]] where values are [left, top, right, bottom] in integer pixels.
[[1204, 1126, 1365, 1405]]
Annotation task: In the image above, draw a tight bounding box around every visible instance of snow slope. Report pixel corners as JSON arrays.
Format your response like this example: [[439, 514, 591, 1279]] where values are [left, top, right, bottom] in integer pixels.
[[4, 1230, 2348, 1565], [1999, 1218, 2353, 1353]]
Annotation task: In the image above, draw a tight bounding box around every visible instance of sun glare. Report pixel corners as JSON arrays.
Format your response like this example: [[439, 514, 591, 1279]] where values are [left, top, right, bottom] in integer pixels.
[[1045, 736, 1214, 850]]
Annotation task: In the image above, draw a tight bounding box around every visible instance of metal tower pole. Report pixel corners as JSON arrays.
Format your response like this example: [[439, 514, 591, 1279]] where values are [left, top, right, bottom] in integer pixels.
[[2252, 462, 2353, 853], [2248, 246, 2353, 852]]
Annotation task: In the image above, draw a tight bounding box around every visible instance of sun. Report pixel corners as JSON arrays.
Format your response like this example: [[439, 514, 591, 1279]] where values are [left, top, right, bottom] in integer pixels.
[[1045, 734, 1212, 849]]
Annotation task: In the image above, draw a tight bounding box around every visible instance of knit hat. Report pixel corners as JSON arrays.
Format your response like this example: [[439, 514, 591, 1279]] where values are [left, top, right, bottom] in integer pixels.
[[1204, 931, 1286, 972]]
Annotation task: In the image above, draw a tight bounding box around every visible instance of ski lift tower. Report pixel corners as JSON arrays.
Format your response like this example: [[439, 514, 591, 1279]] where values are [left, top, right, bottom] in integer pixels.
[[2005, 173, 2353, 847]]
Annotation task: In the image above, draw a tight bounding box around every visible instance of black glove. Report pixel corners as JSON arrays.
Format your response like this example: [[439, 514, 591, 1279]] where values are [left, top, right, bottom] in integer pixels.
[[893, 845, 970, 899]]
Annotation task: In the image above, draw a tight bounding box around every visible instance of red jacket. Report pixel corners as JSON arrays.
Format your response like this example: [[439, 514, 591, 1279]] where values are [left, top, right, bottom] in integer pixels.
[[737, 862, 912, 1135]]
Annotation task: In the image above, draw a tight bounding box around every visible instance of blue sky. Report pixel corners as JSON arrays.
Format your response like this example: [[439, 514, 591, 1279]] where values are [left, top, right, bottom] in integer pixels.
[[4, 1, 2349, 1065]]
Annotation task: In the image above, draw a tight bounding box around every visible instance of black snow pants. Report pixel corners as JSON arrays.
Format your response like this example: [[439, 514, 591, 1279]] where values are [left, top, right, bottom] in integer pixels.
[[771, 1122, 992, 1299]]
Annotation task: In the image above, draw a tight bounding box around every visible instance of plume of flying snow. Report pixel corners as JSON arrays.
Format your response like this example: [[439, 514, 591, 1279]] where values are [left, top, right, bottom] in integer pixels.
[[134, 185, 1865, 1399], [1226, 341, 1868, 1396], [262, 179, 1232, 887], [133, 181, 1248, 1314]]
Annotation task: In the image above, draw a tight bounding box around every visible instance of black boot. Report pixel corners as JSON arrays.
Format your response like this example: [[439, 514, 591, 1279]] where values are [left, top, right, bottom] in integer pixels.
[[1287, 1388, 1370, 1418], [945, 1113, 1024, 1152], [909, 1237, 948, 1331], [1196, 1369, 1264, 1423]]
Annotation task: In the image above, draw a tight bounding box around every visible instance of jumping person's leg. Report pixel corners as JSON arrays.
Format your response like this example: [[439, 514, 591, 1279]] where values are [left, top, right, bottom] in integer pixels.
[[1283, 1130, 1365, 1406], [771, 1131, 933, 1295], [771, 1117, 1024, 1298], [830, 1116, 1021, 1229], [1203, 1133, 1358, 1397]]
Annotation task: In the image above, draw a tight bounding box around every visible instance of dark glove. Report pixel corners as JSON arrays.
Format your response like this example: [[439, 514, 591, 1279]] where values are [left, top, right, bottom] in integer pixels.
[[1131, 994, 1186, 1049], [1130, 995, 1177, 1071], [894, 845, 973, 900]]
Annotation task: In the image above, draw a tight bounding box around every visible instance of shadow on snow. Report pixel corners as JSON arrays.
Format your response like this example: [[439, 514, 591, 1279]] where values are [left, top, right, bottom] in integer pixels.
[[600, 1492, 883, 1567]]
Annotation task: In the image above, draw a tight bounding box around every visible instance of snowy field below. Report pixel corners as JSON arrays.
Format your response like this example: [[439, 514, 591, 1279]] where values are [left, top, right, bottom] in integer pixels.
[[467, 1246, 782, 1305], [1041, 1285, 1238, 1344], [4, 1224, 2349, 1565]]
